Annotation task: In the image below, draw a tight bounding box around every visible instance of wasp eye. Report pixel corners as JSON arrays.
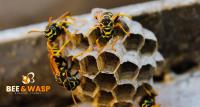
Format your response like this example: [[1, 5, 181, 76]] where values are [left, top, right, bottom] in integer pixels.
[[45, 28, 50, 33]]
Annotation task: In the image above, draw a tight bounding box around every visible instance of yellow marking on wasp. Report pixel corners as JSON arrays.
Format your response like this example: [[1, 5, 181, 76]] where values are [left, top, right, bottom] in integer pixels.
[[46, 29, 53, 37]]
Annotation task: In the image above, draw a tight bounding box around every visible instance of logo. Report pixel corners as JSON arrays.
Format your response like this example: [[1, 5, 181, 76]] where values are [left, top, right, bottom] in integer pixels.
[[22, 72, 35, 84], [6, 72, 51, 94]]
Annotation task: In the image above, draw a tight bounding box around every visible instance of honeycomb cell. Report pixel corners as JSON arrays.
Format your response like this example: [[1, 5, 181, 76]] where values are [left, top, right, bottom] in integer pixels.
[[87, 28, 101, 45], [134, 83, 155, 103], [81, 76, 97, 97], [97, 52, 120, 73], [113, 84, 135, 101], [115, 61, 138, 82], [94, 73, 117, 91], [137, 64, 155, 81], [80, 55, 99, 76], [77, 93, 94, 102], [74, 33, 90, 49], [95, 90, 114, 105], [141, 39, 157, 55], [112, 102, 133, 107], [123, 33, 144, 51]]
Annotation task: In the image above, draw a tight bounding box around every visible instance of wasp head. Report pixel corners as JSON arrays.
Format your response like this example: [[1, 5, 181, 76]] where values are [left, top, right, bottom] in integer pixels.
[[44, 23, 61, 41], [99, 12, 114, 32]]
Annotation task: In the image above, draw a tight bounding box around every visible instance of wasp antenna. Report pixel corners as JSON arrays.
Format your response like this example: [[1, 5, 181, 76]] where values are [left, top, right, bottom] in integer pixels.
[[56, 12, 71, 21], [48, 17, 53, 24], [28, 30, 44, 33]]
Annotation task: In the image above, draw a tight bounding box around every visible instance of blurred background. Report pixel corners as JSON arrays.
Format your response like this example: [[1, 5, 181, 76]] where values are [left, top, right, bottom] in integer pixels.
[[0, 0, 147, 30]]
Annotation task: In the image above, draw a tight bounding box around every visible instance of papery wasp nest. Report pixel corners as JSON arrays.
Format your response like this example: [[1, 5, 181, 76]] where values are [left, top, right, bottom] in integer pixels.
[[40, 8, 164, 107]]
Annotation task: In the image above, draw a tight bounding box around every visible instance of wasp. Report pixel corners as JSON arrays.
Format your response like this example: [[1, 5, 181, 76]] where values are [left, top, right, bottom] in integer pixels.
[[72, 11, 131, 59], [140, 84, 160, 107], [30, 12, 80, 105], [93, 11, 131, 49], [47, 42, 80, 106], [29, 12, 75, 53]]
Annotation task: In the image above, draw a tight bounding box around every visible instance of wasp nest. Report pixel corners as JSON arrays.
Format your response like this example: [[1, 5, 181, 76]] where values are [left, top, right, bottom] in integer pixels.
[[62, 8, 164, 107]]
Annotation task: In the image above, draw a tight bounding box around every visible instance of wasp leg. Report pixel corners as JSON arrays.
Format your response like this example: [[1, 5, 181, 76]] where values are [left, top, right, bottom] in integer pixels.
[[111, 36, 120, 51], [56, 12, 71, 21], [55, 39, 70, 56], [28, 29, 44, 33], [47, 42, 60, 75], [118, 13, 132, 19], [115, 23, 130, 43]]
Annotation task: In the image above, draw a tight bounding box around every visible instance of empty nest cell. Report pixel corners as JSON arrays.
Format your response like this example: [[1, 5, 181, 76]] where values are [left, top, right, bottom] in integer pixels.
[[87, 27, 101, 46], [73, 34, 89, 49], [137, 64, 155, 81], [95, 90, 114, 105], [116, 61, 138, 82], [81, 76, 97, 97], [141, 39, 157, 55], [80, 55, 99, 76], [123, 33, 144, 51], [112, 102, 133, 107], [113, 84, 135, 101], [97, 52, 120, 73], [94, 73, 117, 91]]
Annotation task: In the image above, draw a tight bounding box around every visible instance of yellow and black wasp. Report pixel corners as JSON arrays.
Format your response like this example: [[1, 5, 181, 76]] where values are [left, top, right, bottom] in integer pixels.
[[72, 11, 131, 59], [47, 42, 80, 106], [140, 84, 160, 107], [29, 12, 80, 106], [29, 12, 74, 50], [47, 42, 80, 90], [93, 11, 131, 49]]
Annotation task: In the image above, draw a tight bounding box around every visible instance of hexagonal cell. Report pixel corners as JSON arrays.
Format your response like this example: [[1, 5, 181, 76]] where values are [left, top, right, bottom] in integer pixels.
[[137, 64, 155, 81], [94, 73, 117, 91], [81, 94, 94, 102], [95, 90, 114, 105], [114, 21, 129, 37], [116, 61, 138, 82], [141, 39, 157, 55], [81, 76, 97, 97], [135, 83, 154, 97], [88, 28, 101, 45], [123, 33, 144, 51], [113, 84, 135, 101], [97, 52, 120, 73], [74, 33, 90, 49], [112, 102, 133, 107], [80, 55, 99, 76]]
